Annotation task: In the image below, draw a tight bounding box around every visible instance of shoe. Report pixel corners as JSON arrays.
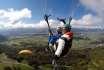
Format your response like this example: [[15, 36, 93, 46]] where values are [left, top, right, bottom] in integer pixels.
[[45, 46, 49, 51], [45, 48, 49, 51], [52, 59, 55, 65]]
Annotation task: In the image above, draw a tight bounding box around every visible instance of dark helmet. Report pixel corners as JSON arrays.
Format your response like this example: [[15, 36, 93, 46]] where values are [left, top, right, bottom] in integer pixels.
[[62, 24, 71, 31], [56, 27, 62, 33]]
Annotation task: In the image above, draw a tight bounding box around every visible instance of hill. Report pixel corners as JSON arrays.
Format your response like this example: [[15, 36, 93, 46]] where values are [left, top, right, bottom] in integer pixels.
[[0, 35, 7, 42], [0, 27, 104, 35]]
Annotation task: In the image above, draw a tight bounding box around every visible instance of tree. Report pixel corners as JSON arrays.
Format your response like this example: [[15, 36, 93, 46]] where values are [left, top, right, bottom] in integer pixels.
[[4, 66, 12, 70]]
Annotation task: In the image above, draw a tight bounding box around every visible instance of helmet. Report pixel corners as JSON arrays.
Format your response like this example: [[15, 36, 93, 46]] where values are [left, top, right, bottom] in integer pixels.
[[56, 27, 62, 33], [62, 24, 71, 31]]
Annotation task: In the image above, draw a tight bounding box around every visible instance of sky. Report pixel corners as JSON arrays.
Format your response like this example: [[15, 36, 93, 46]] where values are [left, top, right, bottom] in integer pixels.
[[0, 0, 104, 29]]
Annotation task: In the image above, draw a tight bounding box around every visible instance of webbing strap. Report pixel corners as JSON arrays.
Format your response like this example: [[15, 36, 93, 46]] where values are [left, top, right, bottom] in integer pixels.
[[60, 37, 72, 50]]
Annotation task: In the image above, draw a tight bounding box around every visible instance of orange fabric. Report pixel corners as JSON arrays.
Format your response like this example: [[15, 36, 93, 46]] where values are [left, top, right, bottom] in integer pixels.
[[18, 50, 34, 56], [65, 32, 73, 38]]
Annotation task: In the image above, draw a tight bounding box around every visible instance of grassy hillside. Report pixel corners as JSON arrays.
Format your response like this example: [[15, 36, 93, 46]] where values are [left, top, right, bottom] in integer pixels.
[[0, 53, 34, 70], [0, 61, 34, 70], [0, 33, 104, 70], [1, 35, 48, 47]]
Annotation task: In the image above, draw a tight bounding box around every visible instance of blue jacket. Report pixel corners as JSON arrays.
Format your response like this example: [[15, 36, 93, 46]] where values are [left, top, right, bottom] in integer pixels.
[[48, 34, 62, 44]]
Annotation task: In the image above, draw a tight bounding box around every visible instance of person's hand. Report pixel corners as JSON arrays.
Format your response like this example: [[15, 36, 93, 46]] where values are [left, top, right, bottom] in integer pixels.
[[48, 33, 51, 36]]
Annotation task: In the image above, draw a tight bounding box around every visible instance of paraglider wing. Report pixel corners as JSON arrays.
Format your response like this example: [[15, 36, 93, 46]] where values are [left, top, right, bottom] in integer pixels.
[[18, 50, 34, 56]]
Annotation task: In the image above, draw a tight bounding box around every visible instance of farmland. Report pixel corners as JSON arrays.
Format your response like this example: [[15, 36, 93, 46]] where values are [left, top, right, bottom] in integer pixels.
[[0, 32, 104, 70]]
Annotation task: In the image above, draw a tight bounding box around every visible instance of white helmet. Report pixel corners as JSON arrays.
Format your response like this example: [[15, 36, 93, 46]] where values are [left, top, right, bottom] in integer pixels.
[[56, 27, 62, 33]]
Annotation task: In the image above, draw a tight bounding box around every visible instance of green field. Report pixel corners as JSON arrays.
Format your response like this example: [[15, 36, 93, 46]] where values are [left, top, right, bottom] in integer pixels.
[[0, 33, 104, 70], [0, 61, 34, 70], [0, 53, 34, 70]]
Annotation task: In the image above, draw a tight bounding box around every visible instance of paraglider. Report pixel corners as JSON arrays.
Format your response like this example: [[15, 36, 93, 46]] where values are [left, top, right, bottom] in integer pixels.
[[18, 50, 34, 56], [34, 0, 81, 70], [41, 0, 80, 70]]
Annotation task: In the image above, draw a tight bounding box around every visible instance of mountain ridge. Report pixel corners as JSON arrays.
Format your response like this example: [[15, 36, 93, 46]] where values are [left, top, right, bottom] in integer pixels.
[[0, 27, 104, 35]]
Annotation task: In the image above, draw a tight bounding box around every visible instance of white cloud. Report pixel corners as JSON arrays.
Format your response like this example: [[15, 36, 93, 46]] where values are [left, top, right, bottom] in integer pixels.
[[71, 14, 102, 26], [79, 0, 104, 21], [69, 0, 104, 28], [0, 8, 62, 28], [72, 25, 104, 29], [80, 0, 104, 17], [0, 8, 31, 21], [0, 19, 61, 28], [0, 0, 104, 29]]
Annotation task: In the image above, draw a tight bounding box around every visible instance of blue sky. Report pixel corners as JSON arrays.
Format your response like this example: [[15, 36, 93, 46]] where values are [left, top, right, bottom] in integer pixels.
[[0, 0, 104, 29]]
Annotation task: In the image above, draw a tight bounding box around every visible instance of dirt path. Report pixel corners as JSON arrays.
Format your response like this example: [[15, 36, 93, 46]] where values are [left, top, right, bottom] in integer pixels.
[[1, 56, 18, 63], [91, 60, 99, 67], [0, 55, 32, 68]]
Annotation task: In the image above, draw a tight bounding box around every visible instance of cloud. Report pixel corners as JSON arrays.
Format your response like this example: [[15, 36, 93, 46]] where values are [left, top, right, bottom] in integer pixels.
[[80, 0, 104, 21], [69, 0, 104, 28], [71, 14, 102, 26], [0, 8, 31, 21], [80, 0, 104, 17], [72, 25, 104, 29], [0, 0, 104, 29], [0, 19, 61, 28], [0, 8, 62, 28]]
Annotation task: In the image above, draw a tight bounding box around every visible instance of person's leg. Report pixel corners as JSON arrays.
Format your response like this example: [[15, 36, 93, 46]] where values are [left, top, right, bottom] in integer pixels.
[[49, 43, 55, 53], [45, 42, 50, 51]]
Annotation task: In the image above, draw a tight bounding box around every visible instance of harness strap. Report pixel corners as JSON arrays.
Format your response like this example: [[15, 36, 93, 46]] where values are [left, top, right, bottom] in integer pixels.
[[60, 37, 73, 43], [60, 37, 73, 50]]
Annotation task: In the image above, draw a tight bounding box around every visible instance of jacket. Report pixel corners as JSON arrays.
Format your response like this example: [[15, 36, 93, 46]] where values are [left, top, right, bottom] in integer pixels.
[[48, 34, 62, 44], [55, 32, 73, 57]]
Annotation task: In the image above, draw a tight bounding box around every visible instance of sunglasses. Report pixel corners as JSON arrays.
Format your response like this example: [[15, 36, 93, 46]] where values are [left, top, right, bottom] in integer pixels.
[[62, 28, 66, 30]]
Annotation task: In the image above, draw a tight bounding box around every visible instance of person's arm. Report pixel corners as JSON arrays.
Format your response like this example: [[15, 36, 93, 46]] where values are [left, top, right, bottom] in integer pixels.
[[48, 36, 52, 43], [51, 38, 65, 63], [55, 38, 65, 57], [49, 34, 59, 44], [52, 34, 70, 60]]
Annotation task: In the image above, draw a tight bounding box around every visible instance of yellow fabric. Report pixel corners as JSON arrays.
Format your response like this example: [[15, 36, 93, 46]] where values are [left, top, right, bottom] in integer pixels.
[[18, 50, 34, 56]]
